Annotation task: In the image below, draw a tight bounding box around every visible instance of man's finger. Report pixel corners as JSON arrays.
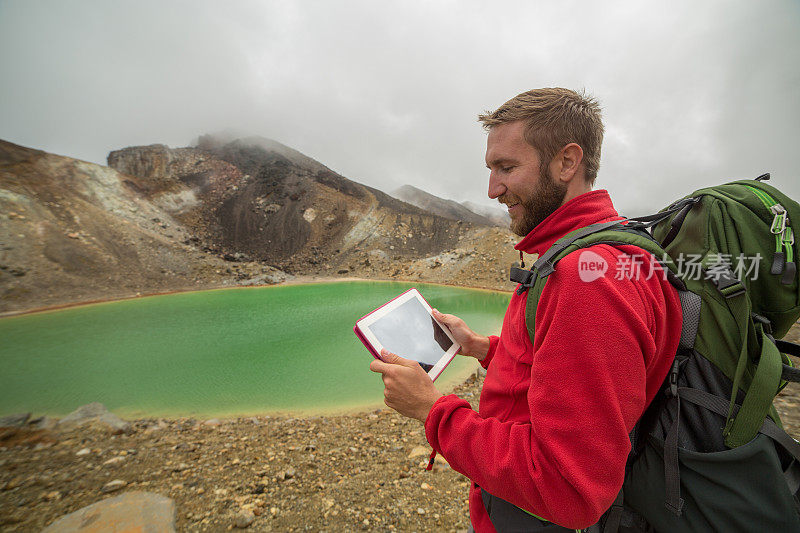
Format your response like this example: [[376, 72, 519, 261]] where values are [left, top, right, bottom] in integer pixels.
[[369, 358, 392, 374], [380, 349, 419, 368]]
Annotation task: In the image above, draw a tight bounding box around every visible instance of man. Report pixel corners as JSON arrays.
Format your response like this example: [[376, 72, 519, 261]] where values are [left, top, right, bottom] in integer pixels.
[[370, 88, 683, 531]]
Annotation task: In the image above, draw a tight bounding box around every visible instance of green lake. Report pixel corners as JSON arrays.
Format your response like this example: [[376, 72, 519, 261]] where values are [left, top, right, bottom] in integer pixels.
[[0, 282, 510, 418]]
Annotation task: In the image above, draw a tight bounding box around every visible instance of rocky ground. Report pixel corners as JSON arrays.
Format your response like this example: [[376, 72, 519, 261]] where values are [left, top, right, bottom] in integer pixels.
[[0, 374, 485, 532], [3, 360, 800, 533]]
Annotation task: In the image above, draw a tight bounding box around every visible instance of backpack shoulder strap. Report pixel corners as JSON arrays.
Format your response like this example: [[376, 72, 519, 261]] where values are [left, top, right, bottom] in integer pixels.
[[517, 221, 683, 343]]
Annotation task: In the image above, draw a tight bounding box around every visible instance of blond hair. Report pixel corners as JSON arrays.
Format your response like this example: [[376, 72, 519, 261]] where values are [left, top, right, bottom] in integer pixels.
[[478, 88, 604, 184]]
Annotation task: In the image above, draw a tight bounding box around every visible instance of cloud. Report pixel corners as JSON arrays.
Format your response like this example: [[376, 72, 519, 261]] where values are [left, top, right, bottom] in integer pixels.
[[1, 0, 798, 214]]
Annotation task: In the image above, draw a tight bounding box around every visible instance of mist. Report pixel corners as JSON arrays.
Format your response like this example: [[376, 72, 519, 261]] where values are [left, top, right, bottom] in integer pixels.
[[1, 0, 798, 215]]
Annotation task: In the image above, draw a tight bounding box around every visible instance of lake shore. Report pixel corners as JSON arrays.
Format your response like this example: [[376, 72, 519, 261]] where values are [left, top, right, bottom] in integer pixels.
[[0, 275, 511, 319]]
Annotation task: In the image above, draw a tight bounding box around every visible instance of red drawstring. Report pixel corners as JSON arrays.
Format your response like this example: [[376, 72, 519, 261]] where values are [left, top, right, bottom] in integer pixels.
[[519, 250, 525, 268], [426, 449, 436, 471]]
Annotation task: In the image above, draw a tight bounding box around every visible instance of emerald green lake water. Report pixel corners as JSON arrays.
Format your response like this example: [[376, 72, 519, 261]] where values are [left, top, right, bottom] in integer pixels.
[[0, 282, 509, 418]]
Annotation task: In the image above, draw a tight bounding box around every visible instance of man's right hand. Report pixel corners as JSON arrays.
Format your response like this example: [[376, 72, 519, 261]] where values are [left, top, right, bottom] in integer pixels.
[[432, 309, 490, 361]]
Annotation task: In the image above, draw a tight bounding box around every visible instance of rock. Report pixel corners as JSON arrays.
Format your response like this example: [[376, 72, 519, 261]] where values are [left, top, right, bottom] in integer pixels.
[[204, 418, 222, 427], [408, 446, 428, 458], [76, 448, 91, 456], [172, 462, 191, 472], [101, 479, 127, 493], [58, 403, 132, 435], [417, 507, 426, 515], [234, 509, 255, 528], [28, 415, 58, 430], [0, 412, 30, 427], [284, 467, 296, 479], [103, 456, 126, 466], [3, 476, 25, 490], [41, 491, 176, 532]]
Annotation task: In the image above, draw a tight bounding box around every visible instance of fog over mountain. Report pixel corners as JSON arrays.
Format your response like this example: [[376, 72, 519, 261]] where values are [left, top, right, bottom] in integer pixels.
[[391, 185, 499, 227], [1, 1, 798, 216]]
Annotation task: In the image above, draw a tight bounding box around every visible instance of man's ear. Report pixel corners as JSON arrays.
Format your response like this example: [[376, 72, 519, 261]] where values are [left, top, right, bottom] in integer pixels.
[[550, 143, 584, 184]]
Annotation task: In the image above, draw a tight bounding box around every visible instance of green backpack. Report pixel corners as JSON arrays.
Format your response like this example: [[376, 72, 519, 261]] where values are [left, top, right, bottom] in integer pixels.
[[500, 173, 800, 532]]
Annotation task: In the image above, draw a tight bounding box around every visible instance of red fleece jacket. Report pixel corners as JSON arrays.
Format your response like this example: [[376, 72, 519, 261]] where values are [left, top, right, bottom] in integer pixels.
[[424, 190, 683, 531]]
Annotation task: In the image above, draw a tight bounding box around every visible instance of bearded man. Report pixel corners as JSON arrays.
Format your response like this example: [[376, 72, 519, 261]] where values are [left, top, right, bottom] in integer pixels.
[[370, 88, 683, 532]]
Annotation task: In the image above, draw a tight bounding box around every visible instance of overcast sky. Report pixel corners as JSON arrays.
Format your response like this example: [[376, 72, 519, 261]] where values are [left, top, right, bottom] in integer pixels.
[[1, 0, 798, 214]]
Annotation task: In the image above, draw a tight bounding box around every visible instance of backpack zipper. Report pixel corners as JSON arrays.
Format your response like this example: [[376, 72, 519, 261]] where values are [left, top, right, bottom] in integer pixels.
[[746, 185, 794, 279]]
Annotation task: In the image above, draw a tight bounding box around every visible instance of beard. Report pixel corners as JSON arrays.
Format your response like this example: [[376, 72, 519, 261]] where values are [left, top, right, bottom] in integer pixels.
[[503, 167, 568, 237]]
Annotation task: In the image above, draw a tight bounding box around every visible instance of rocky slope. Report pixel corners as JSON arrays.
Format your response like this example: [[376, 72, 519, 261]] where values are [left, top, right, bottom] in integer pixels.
[[0, 137, 518, 314], [0, 140, 278, 314], [391, 184, 499, 227]]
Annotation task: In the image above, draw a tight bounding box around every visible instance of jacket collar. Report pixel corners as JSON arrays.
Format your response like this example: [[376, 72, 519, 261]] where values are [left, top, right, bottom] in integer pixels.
[[514, 189, 621, 257]]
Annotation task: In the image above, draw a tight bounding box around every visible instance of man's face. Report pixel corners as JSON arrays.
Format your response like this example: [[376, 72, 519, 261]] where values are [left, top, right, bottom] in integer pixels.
[[485, 121, 567, 237]]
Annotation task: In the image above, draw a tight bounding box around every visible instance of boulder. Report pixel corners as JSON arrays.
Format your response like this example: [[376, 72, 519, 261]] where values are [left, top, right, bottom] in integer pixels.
[[58, 403, 132, 435], [41, 491, 176, 532], [29, 415, 58, 430], [234, 509, 255, 528]]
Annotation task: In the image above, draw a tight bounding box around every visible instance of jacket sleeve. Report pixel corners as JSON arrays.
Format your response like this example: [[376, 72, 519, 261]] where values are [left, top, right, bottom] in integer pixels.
[[479, 335, 500, 369], [424, 246, 670, 529]]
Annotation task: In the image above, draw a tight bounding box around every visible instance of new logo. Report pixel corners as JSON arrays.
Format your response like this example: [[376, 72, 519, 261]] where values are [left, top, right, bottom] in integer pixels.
[[578, 250, 608, 282]]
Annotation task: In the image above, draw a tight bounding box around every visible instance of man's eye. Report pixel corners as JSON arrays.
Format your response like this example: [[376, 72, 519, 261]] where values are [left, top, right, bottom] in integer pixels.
[[501, 166, 514, 173]]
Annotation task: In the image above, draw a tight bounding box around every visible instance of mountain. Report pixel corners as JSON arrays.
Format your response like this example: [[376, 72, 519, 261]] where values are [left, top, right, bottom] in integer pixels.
[[0, 139, 269, 313], [108, 137, 483, 270], [461, 200, 511, 227], [390, 185, 499, 227], [0, 136, 518, 313]]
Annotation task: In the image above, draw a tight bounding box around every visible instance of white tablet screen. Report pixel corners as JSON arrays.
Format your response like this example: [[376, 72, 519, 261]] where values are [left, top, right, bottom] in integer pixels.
[[368, 297, 454, 371]]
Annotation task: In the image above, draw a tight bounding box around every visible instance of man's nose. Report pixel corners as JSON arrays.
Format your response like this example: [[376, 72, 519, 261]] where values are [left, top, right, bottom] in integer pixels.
[[487, 171, 506, 199]]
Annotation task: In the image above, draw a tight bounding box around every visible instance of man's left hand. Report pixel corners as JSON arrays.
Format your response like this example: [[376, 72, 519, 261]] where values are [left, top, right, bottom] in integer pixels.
[[369, 349, 443, 422]]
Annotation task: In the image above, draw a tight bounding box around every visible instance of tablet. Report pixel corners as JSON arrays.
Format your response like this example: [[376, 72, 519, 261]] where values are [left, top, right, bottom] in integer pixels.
[[354, 288, 460, 381]]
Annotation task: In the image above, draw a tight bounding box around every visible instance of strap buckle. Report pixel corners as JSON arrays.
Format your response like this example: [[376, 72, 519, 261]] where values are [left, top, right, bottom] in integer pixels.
[[713, 269, 746, 298], [510, 266, 537, 295], [509, 266, 533, 286], [667, 358, 680, 397]]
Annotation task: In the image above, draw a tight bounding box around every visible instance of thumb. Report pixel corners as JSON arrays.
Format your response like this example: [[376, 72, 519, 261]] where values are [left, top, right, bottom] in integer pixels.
[[432, 309, 455, 326], [380, 349, 417, 368]]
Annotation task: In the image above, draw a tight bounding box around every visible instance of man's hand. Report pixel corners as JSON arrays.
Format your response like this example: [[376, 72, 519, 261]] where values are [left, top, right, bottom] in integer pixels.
[[432, 309, 490, 361], [369, 349, 443, 422]]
